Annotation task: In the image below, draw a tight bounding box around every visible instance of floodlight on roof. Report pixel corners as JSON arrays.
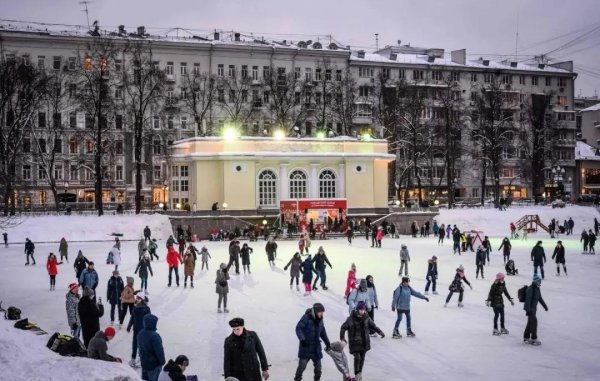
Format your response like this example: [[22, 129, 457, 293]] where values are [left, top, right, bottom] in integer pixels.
[[223, 127, 239, 141]]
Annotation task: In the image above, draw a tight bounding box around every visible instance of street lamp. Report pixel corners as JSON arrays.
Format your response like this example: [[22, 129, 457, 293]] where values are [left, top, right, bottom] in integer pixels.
[[64, 182, 69, 210], [163, 180, 169, 210], [222, 202, 228, 209], [551, 165, 565, 201]]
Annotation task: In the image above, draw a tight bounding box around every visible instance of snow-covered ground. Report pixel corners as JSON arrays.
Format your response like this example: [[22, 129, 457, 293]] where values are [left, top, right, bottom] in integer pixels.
[[1, 206, 599, 381]]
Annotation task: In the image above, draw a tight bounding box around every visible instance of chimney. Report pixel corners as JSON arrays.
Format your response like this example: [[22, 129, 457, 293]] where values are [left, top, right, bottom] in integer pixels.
[[357, 50, 365, 59], [137, 26, 145, 36], [118, 25, 126, 35], [510, 62, 518, 68], [450, 49, 466, 65], [482, 60, 490, 66], [427, 56, 435, 63], [234, 32, 240, 42], [214, 31, 220, 41]]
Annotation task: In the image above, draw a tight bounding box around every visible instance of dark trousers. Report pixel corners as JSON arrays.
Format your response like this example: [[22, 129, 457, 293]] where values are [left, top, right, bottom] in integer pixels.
[[476, 264, 484, 278], [425, 275, 436, 292], [294, 358, 322, 381], [446, 290, 463, 303], [110, 301, 121, 322], [313, 269, 326, 286], [140, 276, 148, 290], [503, 254, 510, 264], [493, 306, 505, 330], [184, 275, 193, 285], [228, 257, 240, 274], [132, 330, 139, 359], [290, 275, 299, 285], [49, 275, 56, 286], [168, 267, 180, 286], [26, 252, 36, 264], [352, 350, 366, 375], [119, 303, 134, 324], [368, 308, 376, 334], [201, 261, 209, 270], [534, 264, 545, 279], [149, 251, 159, 261], [524, 313, 538, 340], [438, 236, 444, 244], [486, 249, 490, 263], [60, 253, 68, 262]]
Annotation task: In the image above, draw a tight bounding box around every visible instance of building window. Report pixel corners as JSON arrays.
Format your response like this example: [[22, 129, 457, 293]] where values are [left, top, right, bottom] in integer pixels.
[[54, 139, 62, 153], [22, 165, 31, 180], [115, 165, 123, 181], [241, 65, 248, 79], [315, 68, 322, 81], [358, 86, 370, 97], [451, 72, 460, 82], [68, 84, 77, 98], [153, 139, 162, 154], [38, 166, 47, 179], [38, 139, 47, 153], [519, 75, 526, 85], [53, 56, 61, 70], [252, 66, 259, 80], [39, 191, 47, 205], [69, 112, 77, 128], [258, 169, 277, 206], [172, 179, 179, 192], [85, 169, 94, 181], [180, 62, 187, 75], [502, 75, 512, 84], [166, 62, 174, 75], [558, 77, 567, 87], [325, 69, 332, 81], [153, 116, 160, 129], [154, 165, 161, 180], [305, 68, 313, 81], [86, 140, 94, 154], [180, 165, 188, 177], [558, 96, 567, 106], [289, 170, 307, 199], [181, 116, 188, 130], [37, 56, 45, 68], [295, 67, 301, 80], [168, 116, 174, 129], [217, 64, 224, 77], [336, 69, 343, 81], [263, 66, 270, 79], [23, 138, 30, 153], [69, 138, 78, 154], [545, 77, 552, 86], [115, 87, 122, 99], [358, 66, 374, 78], [218, 89, 225, 103], [54, 165, 63, 180], [228, 65, 235, 78], [412, 70, 424, 80], [470, 73, 478, 82], [432, 71, 443, 81], [532, 76, 538, 86], [115, 140, 123, 155], [398, 69, 405, 79], [193, 63, 200, 75], [114, 59, 122, 72], [180, 180, 189, 192], [70, 165, 78, 180], [484, 73, 492, 83], [115, 114, 123, 129], [38, 112, 46, 128], [319, 170, 336, 198]]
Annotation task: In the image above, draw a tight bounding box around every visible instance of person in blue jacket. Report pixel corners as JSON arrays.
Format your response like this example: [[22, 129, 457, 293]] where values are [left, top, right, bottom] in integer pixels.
[[138, 314, 165, 381], [294, 303, 331, 381], [391, 277, 429, 338], [79, 262, 99, 295], [127, 292, 151, 369]]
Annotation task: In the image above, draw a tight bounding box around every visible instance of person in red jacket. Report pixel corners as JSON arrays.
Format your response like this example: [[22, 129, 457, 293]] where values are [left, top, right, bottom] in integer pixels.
[[344, 263, 357, 298], [46, 252, 61, 291], [166, 246, 183, 287]]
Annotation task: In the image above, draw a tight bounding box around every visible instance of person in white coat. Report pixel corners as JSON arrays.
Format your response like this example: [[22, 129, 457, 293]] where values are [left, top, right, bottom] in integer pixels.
[[110, 245, 121, 271]]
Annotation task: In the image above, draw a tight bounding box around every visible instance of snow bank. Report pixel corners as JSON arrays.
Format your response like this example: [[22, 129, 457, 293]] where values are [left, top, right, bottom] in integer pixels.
[[0, 318, 140, 381], [4, 214, 172, 243]]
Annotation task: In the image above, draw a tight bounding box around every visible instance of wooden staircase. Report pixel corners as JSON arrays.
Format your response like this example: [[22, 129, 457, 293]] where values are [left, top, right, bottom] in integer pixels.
[[515, 215, 549, 233]]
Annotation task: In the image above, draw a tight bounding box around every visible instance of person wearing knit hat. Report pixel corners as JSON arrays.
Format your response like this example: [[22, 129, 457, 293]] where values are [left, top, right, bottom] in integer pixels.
[[523, 273, 549, 345], [444, 266, 472, 308], [65, 283, 81, 339], [87, 326, 121, 362], [294, 303, 331, 381], [224, 318, 269, 381], [119, 277, 135, 327], [347, 279, 371, 314], [486, 272, 514, 336], [158, 355, 190, 381], [341, 296, 384, 380], [531, 241, 547, 280], [107, 270, 124, 326], [424, 256, 438, 295], [135, 252, 154, 292], [344, 263, 357, 298]]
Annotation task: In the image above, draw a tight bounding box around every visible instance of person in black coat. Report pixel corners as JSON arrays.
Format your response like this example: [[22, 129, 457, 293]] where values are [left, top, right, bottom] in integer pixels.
[[531, 241, 546, 279], [74, 250, 90, 283], [312, 247, 333, 291], [523, 274, 548, 345], [498, 237, 512, 264], [485, 273, 514, 335], [78, 287, 104, 347], [551, 241, 567, 276], [127, 292, 151, 367], [106, 270, 124, 325], [159, 355, 189, 381], [294, 303, 331, 381], [589, 230, 597, 254], [24, 238, 36, 265], [223, 318, 269, 381], [340, 301, 384, 379]]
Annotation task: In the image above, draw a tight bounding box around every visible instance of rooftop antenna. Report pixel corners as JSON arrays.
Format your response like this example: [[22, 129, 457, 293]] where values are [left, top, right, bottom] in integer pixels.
[[375, 33, 379, 51], [514, 3, 520, 60], [79, 1, 92, 30]]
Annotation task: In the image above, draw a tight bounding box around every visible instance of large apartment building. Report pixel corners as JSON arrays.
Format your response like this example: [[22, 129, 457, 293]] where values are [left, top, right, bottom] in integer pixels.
[[0, 22, 578, 211]]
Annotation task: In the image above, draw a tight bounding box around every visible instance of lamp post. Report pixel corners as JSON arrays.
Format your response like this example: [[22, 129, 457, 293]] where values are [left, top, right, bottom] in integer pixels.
[[551, 165, 565, 201], [64, 182, 69, 210], [162, 180, 169, 211]]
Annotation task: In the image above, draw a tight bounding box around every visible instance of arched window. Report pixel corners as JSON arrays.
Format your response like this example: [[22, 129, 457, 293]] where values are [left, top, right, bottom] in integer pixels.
[[258, 170, 277, 206], [319, 170, 336, 198], [289, 170, 307, 199]]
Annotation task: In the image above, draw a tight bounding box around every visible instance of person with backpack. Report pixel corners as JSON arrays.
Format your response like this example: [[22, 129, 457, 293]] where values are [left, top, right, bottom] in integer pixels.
[[138, 314, 166, 381], [223, 317, 270, 381], [78, 287, 104, 348], [522, 274, 549, 345], [166, 245, 183, 287], [24, 238, 36, 265], [183, 249, 195, 288], [485, 273, 514, 336], [312, 247, 333, 291], [444, 265, 472, 308], [65, 283, 81, 338], [106, 270, 124, 326], [347, 279, 371, 314], [344, 263, 357, 298], [46, 252, 61, 291], [475, 245, 486, 279], [398, 244, 410, 276], [340, 301, 385, 380], [531, 241, 547, 279], [148, 239, 159, 261], [498, 237, 512, 264], [74, 250, 90, 284], [79, 262, 99, 295], [424, 256, 438, 295], [135, 253, 154, 292], [158, 355, 190, 381], [265, 237, 278, 266], [119, 277, 135, 327], [391, 277, 429, 338], [215, 263, 230, 313], [551, 241, 567, 276], [88, 326, 122, 362], [284, 252, 303, 292], [59, 238, 69, 263], [294, 303, 331, 381], [127, 292, 150, 368]]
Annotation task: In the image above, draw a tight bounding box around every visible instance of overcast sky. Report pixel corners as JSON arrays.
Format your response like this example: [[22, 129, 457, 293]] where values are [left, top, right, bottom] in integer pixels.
[[3, 0, 600, 97]]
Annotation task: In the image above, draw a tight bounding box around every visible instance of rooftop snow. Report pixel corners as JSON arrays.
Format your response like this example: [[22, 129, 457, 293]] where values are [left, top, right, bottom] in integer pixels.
[[576, 140, 600, 160], [580, 103, 600, 112]]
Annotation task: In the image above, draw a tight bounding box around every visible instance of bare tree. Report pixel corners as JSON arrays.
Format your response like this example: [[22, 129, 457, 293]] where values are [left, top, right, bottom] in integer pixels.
[[181, 70, 216, 136], [470, 76, 517, 206], [74, 31, 120, 216], [264, 68, 309, 134], [0, 50, 49, 215], [217, 69, 256, 133], [329, 66, 358, 136], [122, 40, 166, 214]]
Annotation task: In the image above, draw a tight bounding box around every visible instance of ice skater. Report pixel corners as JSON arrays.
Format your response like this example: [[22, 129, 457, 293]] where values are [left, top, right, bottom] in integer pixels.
[[551, 241, 567, 276], [444, 265, 472, 307], [391, 277, 429, 338], [284, 252, 303, 291], [24, 238, 36, 265], [215, 263, 230, 313], [46, 252, 61, 290], [498, 237, 512, 264], [240, 243, 254, 274], [485, 272, 514, 336], [424, 256, 438, 295], [200, 246, 211, 270], [398, 244, 410, 276], [300, 254, 317, 296], [531, 241, 546, 279]]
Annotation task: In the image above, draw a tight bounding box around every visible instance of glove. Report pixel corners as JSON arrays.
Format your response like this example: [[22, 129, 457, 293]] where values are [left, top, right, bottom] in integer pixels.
[[374, 305, 378, 309], [126, 327, 131, 333], [469, 285, 473, 290], [379, 332, 385, 338], [325, 345, 332, 351], [510, 299, 515, 306], [392, 307, 395, 312], [262, 370, 270, 380], [544, 306, 549, 312], [486, 301, 491, 307], [425, 298, 429, 302]]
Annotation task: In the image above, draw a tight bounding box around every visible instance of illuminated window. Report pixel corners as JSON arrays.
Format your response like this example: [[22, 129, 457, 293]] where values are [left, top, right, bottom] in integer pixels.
[[289, 170, 307, 199], [84, 57, 92, 70], [258, 170, 277, 206], [319, 170, 336, 198]]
